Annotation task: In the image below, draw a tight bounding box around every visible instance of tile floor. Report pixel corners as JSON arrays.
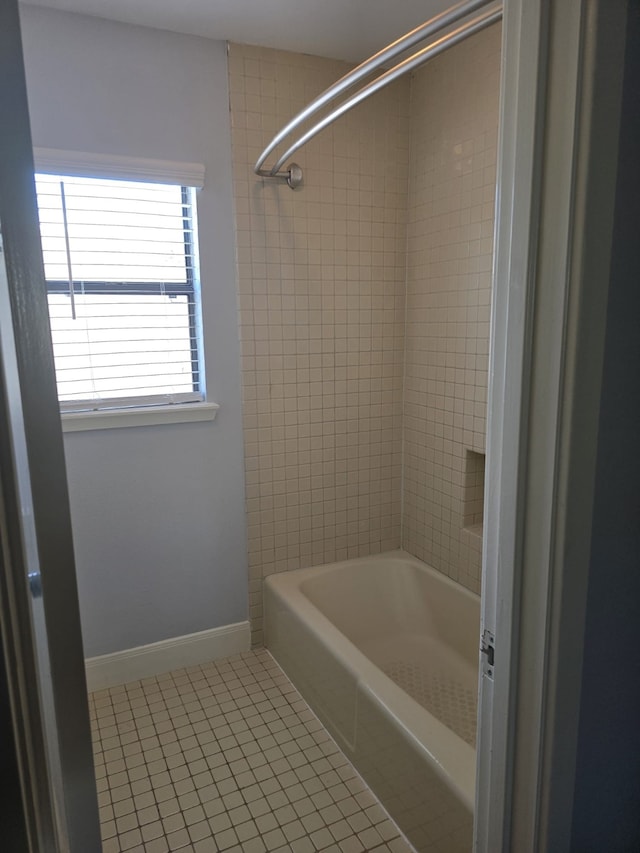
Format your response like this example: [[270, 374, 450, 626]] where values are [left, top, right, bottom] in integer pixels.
[[90, 649, 414, 853]]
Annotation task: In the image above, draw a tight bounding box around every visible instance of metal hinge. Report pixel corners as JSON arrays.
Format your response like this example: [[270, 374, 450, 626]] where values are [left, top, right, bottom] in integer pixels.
[[481, 629, 495, 679]]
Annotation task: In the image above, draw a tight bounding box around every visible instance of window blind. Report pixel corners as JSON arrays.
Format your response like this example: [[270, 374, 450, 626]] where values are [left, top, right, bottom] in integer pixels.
[[34, 174, 203, 410]]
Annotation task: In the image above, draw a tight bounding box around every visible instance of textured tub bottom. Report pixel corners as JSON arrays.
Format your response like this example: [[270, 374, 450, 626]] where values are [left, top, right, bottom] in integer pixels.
[[363, 634, 478, 747]]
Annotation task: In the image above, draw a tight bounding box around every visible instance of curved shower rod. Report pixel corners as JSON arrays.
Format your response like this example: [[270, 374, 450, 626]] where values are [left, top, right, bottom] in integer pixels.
[[254, 0, 503, 188]]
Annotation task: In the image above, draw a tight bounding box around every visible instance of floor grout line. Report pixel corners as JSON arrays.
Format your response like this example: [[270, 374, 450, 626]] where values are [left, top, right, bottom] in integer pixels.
[[89, 648, 416, 853]]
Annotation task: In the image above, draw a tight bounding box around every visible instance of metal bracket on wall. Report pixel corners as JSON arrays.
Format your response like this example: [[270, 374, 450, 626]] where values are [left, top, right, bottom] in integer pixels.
[[255, 163, 303, 189]]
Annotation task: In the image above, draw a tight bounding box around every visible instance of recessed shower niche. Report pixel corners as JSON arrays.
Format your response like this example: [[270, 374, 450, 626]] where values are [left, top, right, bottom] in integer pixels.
[[464, 449, 486, 538]]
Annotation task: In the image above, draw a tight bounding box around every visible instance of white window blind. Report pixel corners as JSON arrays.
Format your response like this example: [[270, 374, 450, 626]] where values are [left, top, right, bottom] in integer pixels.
[[34, 173, 203, 411]]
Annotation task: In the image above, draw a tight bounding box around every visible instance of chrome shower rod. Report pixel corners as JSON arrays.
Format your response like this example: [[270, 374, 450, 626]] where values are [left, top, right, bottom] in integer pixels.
[[254, 0, 503, 188]]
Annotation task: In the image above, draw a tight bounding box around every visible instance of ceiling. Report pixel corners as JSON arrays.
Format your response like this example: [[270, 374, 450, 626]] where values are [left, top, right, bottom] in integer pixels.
[[21, 0, 454, 62]]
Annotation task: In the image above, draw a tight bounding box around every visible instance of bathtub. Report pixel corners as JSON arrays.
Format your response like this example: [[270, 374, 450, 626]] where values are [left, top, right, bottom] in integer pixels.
[[264, 551, 480, 853]]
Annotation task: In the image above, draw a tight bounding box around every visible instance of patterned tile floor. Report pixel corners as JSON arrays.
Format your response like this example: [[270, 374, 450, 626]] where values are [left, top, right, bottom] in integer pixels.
[[90, 649, 414, 853]]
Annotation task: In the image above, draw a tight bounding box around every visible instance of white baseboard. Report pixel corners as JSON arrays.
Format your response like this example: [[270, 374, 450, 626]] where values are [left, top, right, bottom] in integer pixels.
[[85, 621, 250, 692]]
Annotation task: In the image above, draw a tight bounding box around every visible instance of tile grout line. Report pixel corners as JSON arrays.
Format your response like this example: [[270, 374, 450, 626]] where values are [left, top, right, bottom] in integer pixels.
[[89, 648, 416, 853]]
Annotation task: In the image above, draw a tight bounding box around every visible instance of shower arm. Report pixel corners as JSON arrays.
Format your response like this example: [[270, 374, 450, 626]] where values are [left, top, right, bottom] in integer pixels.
[[254, 0, 503, 188]]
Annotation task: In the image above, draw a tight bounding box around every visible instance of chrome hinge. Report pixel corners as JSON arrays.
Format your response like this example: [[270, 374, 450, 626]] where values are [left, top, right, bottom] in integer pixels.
[[481, 629, 495, 679]]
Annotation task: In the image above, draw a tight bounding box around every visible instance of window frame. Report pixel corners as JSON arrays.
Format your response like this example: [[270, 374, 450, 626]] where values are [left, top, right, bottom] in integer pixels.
[[32, 151, 210, 421]]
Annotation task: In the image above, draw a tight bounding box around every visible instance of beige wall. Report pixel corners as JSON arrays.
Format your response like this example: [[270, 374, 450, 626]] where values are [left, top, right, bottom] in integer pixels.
[[229, 28, 501, 642], [401, 25, 501, 593], [228, 44, 410, 645]]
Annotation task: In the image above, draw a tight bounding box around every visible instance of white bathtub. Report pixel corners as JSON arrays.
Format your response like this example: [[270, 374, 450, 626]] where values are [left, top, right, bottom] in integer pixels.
[[264, 551, 480, 853]]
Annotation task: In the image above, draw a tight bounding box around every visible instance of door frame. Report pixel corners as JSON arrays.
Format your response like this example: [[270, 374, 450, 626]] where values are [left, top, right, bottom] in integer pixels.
[[0, 1, 102, 850], [475, 0, 630, 850]]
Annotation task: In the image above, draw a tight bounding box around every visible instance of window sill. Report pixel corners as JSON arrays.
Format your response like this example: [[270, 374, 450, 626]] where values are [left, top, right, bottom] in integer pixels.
[[61, 402, 219, 433]]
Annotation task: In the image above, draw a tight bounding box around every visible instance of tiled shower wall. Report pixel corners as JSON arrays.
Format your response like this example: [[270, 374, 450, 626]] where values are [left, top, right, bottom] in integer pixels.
[[401, 25, 501, 593], [229, 28, 501, 641], [228, 44, 410, 644]]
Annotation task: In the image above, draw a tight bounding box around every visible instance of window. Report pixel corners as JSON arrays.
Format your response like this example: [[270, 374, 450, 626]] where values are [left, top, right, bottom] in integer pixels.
[[34, 173, 203, 411]]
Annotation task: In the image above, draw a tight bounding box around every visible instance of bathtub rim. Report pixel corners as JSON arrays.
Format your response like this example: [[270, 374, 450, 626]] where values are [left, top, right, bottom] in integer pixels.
[[264, 549, 479, 813]]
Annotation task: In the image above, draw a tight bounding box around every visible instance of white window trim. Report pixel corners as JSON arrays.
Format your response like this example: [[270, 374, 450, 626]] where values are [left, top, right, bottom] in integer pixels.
[[33, 148, 205, 188], [61, 401, 219, 433], [33, 152, 216, 425], [59, 391, 204, 414]]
